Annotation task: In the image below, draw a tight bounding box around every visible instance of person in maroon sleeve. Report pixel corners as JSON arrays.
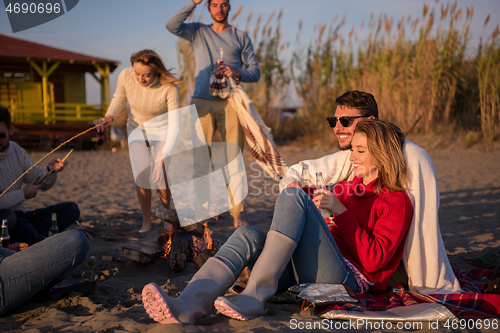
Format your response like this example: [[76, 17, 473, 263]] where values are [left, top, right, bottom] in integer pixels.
[[141, 119, 413, 325]]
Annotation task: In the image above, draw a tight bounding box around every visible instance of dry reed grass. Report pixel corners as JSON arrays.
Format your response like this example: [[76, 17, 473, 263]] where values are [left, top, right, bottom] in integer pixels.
[[174, 1, 500, 143]]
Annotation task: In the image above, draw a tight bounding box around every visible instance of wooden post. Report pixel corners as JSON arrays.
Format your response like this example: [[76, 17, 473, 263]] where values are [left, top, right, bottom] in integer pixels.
[[89, 72, 105, 117], [104, 63, 110, 108], [50, 82, 55, 123], [93, 63, 111, 115], [42, 61, 48, 123], [102, 78, 106, 110], [28, 59, 60, 124]]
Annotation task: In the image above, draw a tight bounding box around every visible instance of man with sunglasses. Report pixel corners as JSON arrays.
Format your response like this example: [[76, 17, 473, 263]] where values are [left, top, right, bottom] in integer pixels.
[[279, 90, 462, 295]]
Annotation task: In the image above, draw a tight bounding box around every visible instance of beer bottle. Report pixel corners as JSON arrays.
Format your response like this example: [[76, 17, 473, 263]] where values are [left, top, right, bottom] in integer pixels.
[[81, 255, 97, 281], [300, 163, 311, 197], [315, 172, 332, 219], [1, 219, 10, 249], [48, 212, 58, 236]]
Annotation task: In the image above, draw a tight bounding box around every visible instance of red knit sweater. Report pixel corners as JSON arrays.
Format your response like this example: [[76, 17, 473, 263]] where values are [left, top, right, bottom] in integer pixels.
[[330, 177, 413, 292]]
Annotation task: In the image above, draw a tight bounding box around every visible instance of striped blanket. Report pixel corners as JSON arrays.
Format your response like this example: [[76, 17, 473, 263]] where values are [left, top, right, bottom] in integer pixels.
[[316, 269, 500, 319], [227, 78, 288, 182]]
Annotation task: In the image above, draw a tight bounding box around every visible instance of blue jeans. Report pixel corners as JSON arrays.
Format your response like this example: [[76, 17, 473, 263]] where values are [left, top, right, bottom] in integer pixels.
[[0, 202, 80, 245], [0, 230, 89, 316], [215, 187, 358, 292]]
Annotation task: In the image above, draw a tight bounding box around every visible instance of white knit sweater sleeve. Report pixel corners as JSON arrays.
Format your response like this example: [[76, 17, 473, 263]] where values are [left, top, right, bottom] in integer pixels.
[[0, 188, 24, 210], [22, 150, 57, 192], [106, 68, 128, 118], [161, 85, 181, 157], [279, 150, 353, 192], [0, 142, 57, 210], [402, 140, 462, 294]]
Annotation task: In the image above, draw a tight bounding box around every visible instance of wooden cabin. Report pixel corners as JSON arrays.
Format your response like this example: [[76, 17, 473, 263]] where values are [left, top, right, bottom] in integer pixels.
[[0, 34, 120, 123], [0, 34, 120, 147]]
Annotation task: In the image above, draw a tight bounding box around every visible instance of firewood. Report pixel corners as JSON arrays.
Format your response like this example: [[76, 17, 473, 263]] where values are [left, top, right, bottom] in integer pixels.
[[158, 218, 222, 273], [120, 240, 164, 263], [169, 229, 195, 272], [155, 206, 180, 226], [156, 206, 207, 234]]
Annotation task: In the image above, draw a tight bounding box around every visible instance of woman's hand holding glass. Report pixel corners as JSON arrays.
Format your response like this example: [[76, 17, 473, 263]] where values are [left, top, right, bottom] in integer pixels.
[[313, 188, 347, 216]]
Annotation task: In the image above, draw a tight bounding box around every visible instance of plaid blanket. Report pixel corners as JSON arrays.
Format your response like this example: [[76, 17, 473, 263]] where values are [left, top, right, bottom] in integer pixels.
[[209, 70, 230, 99], [316, 269, 500, 319], [227, 78, 288, 182]]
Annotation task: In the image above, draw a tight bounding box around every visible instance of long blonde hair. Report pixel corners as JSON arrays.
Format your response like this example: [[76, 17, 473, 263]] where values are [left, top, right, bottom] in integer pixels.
[[130, 49, 182, 86], [354, 119, 408, 193]]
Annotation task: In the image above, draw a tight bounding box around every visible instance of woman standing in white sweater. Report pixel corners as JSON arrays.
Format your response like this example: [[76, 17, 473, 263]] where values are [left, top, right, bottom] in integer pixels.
[[94, 49, 182, 232]]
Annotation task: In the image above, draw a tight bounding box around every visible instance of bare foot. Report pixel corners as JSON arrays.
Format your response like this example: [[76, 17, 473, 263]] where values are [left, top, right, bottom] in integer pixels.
[[139, 219, 152, 233], [233, 218, 248, 228]]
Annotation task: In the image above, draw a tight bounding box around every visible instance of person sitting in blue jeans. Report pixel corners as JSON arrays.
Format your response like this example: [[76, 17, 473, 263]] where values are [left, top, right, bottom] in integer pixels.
[[0, 230, 90, 316], [0, 105, 80, 245], [141, 119, 414, 325]]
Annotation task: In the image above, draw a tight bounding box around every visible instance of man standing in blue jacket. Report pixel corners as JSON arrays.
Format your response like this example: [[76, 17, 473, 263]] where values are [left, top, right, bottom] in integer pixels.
[[167, 0, 260, 228]]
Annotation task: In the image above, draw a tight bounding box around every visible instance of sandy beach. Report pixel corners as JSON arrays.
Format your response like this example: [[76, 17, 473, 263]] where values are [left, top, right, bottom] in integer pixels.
[[1, 134, 499, 332]]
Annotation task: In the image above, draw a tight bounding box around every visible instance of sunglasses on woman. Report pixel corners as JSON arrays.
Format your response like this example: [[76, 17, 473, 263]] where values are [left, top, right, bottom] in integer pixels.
[[326, 116, 369, 128]]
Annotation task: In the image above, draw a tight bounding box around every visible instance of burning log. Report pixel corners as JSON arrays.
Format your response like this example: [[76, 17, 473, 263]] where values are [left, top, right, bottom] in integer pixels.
[[168, 228, 194, 272], [121, 240, 164, 264], [156, 207, 222, 273], [155, 206, 180, 226], [155, 207, 251, 290]]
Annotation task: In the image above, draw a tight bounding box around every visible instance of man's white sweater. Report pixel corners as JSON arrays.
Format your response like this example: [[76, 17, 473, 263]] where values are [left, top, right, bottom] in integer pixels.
[[0, 142, 57, 211]]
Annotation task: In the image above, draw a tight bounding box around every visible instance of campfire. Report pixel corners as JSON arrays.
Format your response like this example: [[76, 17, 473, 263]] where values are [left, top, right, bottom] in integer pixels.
[[156, 207, 222, 273], [155, 206, 251, 289]]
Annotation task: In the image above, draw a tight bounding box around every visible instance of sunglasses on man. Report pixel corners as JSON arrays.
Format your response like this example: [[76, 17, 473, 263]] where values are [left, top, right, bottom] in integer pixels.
[[326, 116, 369, 128]]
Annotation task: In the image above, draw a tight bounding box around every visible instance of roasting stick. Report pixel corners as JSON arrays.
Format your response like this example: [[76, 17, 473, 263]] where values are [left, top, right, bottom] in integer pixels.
[[0, 112, 125, 199], [35, 149, 74, 185], [39, 148, 91, 238], [75, 220, 93, 238]]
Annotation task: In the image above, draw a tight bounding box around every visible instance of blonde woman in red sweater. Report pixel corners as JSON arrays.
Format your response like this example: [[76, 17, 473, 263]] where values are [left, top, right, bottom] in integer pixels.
[[142, 119, 413, 325]]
